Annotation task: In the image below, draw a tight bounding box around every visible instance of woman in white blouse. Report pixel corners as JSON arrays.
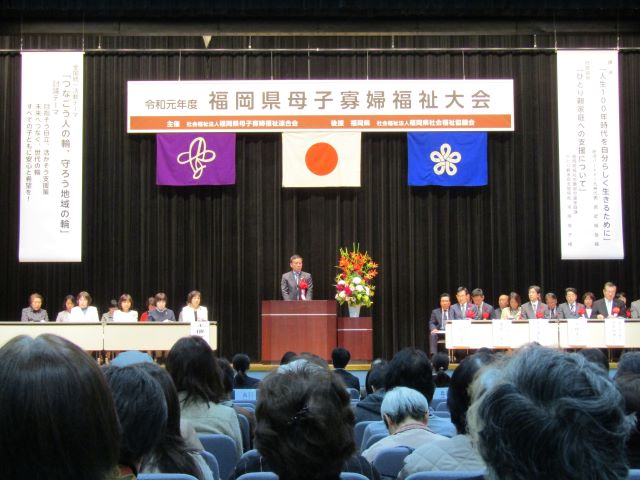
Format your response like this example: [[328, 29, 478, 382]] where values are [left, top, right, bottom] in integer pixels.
[[69, 291, 100, 322], [55, 295, 76, 322], [179, 290, 208, 322], [113, 294, 139, 322]]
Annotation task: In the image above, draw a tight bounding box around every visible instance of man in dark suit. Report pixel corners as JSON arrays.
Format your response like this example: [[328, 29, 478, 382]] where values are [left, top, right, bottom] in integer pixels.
[[471, 288, 494, 320], [545, 292, 559, 319], [592, 281, 627, 319], [450, 287, 479, 319], [428, 292, 452, 356], [557, 287, 586, 319], [280, 254, 313, 301], [521, 285, 549, 319], [331, 347, 360, 392]]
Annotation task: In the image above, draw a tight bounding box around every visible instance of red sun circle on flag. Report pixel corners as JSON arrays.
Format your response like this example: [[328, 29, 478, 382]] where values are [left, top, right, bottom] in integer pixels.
[[305, 142, 338, 176]]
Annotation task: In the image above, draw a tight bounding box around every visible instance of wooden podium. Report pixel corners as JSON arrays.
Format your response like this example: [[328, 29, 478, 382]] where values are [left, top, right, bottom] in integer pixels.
[[337, 316, 373, 362], [261, 300, 337, 362]]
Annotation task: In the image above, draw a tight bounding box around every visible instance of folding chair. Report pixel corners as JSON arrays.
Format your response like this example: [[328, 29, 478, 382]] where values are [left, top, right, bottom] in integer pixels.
[[198, 433, 239, 480], [372, 446, 414, 480]]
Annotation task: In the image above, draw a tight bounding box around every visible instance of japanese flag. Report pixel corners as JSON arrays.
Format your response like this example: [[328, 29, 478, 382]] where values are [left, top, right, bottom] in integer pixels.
[[282, 131, 361, 187]]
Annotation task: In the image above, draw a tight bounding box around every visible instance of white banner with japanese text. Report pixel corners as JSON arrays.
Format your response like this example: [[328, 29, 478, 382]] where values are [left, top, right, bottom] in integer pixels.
[[19, 52, 84, 262], [557, 50, 623, 259], [127, 79, 514, 133]]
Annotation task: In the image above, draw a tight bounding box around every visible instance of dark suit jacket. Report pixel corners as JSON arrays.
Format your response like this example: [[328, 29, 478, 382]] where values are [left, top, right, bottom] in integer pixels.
[[334, 368, 360, 391], [592, 298, 626, 318], [521, 301, 549, 319], [451, 303, 479, 320], [280, 270, 313, 300], [477, 302, 494, 319], [429, 308, 452, 331], [557, 302, 586, 319]]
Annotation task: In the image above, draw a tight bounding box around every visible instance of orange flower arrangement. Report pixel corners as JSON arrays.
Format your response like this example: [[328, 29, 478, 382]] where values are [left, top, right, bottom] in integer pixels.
[[335, 244, 378, 307]]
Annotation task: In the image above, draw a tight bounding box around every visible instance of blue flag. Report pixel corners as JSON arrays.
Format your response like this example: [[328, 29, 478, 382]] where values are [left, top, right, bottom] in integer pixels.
[[408, 132, 488, 186]]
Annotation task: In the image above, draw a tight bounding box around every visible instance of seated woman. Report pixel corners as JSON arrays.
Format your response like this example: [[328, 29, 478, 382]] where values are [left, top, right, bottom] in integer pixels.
[[113, 294, 139, 322], [232, 353, 261, 388], [362, 386, 445, 463], [55, 294, 75, 322], [583, 291, 597, 318], [137, 363, 213, 480], [179, 290, 208, 322], [149, 292, 176, 322], [166, 336, 243, 458], [69, 291, 100, 322], [231, 358, 380, 480], [500, 292, 522, 320], [398, 350, 495, 478], [0, 334, 120, 479], [21, 292, 49, 322]]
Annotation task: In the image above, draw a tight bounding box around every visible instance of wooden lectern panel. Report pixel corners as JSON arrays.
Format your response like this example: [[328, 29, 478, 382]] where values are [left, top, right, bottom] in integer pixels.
[[337, 316, 373, 362], [261, 300, 337, 362]]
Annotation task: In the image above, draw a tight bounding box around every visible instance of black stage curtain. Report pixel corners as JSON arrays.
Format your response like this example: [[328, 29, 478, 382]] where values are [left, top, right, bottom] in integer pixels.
[[0, 34, 639, 359]]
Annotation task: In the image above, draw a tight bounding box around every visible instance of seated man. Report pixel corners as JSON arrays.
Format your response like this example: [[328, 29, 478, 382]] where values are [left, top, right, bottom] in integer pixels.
[[466, 344, 630, 480], [491, 294, 509, 319], [545, 292, 558, 319], [471, 288, 494, 319], [451, 287, 479, 320], [428, 293, 452, 356], [520, 285, 549, 319], [361, 387, 445, 462], [332, 347, 360, 391]]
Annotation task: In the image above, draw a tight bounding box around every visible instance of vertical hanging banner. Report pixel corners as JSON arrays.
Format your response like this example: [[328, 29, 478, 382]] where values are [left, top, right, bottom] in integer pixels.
[[19, 52, 84, 262], [557, 50, 623, 259]]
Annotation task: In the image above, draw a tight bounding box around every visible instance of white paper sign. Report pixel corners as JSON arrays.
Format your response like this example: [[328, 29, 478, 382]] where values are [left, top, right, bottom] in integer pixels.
[[449, 320, 472, 347], [190, 320, 210, 344], [19, 52, 84, 262], [557, 50, 623, 259], [492, 320, 512, 347], [605, 318, 625, 346], [567, 318, 589, 346], [529, 319, 551, 345]]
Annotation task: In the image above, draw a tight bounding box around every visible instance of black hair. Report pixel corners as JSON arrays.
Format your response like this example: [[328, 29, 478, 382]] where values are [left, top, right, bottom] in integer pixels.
[[0, 334, 120, 480], [217, 357, 235, 396], [432, 352, 451, 388], [448, 350, 496, 434], [617, 351, 640, 377], [365, 359, 387, 395], [104, 365, 167, 472], [578, 348, 609, 373], [166, 336, 225, 405], [280, 351, 298, 365], [255, 360, 355, 480], [137, 363, 205, 480], [385, 347, 436, 402], [331, 347, 351, 369]]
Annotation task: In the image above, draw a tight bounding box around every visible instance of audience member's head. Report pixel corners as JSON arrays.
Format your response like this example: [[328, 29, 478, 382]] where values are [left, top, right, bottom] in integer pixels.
[[331, 347, 351, 369], [166, 336, 225, 405], [137, 363, 203, 478], [617, 351, 640, 377], [380, 387, 429, 433], [365, 359, 387, 395], [104, 365, 168, 472], [385, 347, 435, 402], [616, 373, 640, 415], [432, 352, 451, 387], [280, 351, 298, 365], [467, 344, 631, 480], [233, 353, 252, 373], [447, 349, 496, 435], [255, 359, 355, 480], [578, 348, 609, 373], [217, 357, 235, 397], [0, 334, 120, 480]]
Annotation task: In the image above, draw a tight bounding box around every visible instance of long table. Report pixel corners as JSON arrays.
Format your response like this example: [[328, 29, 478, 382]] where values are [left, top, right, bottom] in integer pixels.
[[0, 322, 218, 351], [444, 319, 640, 350]]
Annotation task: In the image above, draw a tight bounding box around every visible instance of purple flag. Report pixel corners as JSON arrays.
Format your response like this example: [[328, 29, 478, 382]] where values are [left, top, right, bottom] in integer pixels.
[[156, 133, 236, 186]]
